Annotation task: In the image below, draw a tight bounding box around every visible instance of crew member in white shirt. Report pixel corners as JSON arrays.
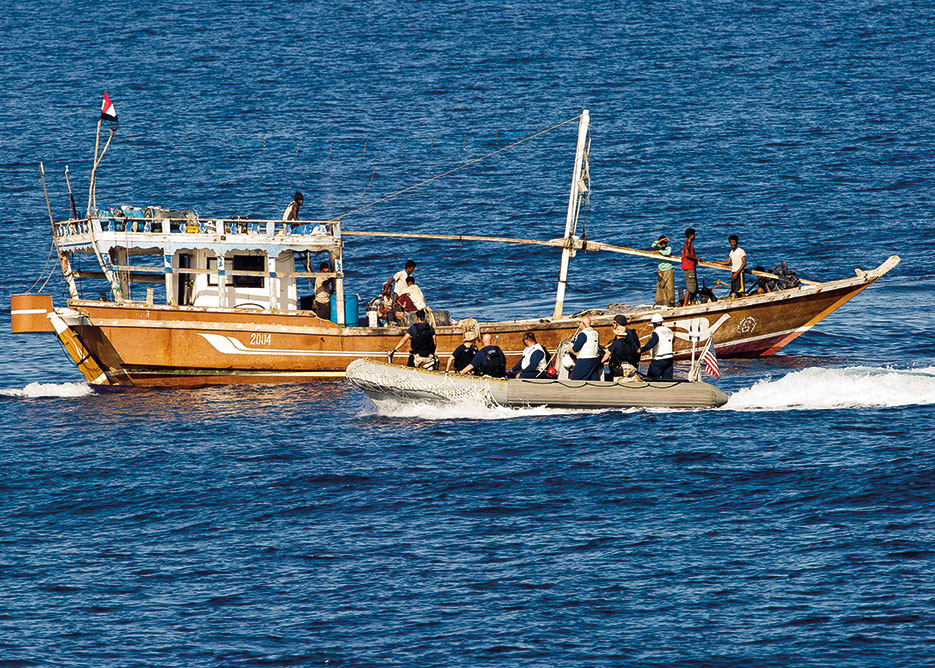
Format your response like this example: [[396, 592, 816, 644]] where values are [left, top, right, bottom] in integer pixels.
[[282, 191, 303, 221], [716, 234, 747, 297], [396, 276, 426, 311], [390, 259, 416, 297]]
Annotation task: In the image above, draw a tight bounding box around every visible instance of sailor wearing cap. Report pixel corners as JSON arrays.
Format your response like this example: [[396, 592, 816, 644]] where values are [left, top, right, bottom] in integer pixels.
[[602, 314, 641, 379], [652, 235, 675, 307], [446, 329, 479, 372], [639, 313, 675, 380]]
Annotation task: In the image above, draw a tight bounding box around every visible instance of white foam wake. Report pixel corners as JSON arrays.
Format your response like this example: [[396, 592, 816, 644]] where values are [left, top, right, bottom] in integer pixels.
[[367, 397, 571, 420], [0, 381, 93, 398], [725, 366, 935, 411], [366, 396, 654, 419]]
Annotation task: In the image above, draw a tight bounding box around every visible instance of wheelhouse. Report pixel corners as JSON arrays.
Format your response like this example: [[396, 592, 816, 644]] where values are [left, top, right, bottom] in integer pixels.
[[51, 206, 350, 320]]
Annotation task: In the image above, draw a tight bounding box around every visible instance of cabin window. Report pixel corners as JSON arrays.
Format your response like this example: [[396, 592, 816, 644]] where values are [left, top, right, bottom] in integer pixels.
[[232, 255, 265, 288], [207, 257, 218, 286]]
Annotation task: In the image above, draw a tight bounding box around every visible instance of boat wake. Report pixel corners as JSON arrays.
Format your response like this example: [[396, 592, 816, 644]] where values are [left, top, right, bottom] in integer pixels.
[[0, 381, 93, 399], [366, 398, 578, 420], [725, 366, 935, 411], [365, 396, 653, 420]]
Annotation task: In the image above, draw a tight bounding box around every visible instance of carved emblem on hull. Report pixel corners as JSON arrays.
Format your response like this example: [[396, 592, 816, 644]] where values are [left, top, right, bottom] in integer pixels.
[[738, 316, 758, 334]]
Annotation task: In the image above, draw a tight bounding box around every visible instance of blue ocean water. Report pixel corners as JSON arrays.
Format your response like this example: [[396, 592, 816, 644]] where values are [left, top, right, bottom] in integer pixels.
[[1, 1, 934, 666]]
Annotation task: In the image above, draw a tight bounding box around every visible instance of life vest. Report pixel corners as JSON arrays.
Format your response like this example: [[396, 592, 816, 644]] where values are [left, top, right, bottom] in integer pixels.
[[608, 332, 639, 375], [575, 327, 600, 359], [410, 322, 435, 356], [521, 343, 547, 374], [479, 346, 506, 378], [453, 343, 477, 371], [652, 325, 674, 360]]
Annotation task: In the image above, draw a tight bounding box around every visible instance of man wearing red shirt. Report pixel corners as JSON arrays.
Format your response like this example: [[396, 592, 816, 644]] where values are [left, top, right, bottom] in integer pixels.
[[681, 228, 701, 306]]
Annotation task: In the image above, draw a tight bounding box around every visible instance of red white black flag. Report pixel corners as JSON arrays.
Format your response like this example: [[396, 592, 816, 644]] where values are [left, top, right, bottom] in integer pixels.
[[100, 91, 118, 122]]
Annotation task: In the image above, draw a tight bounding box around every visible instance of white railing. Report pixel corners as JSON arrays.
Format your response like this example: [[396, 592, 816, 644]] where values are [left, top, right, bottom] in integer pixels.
[[54, 214, 337, 241]]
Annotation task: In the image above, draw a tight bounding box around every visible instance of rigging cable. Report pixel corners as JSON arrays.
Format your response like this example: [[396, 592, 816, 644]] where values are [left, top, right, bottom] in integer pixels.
[[334, 114, 582, 221], [25, 242, 56, 294]]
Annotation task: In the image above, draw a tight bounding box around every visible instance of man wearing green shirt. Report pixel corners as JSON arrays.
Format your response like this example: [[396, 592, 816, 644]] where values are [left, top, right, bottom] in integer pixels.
[[652, 235, 675, 307]]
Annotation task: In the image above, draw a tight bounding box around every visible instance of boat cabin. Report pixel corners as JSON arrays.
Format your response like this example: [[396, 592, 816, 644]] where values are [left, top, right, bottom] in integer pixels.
[[51, 206, 351, 321]]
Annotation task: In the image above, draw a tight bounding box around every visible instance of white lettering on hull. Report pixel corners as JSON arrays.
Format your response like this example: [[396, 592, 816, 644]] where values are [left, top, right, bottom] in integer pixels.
[[197, 333, 382, 358]]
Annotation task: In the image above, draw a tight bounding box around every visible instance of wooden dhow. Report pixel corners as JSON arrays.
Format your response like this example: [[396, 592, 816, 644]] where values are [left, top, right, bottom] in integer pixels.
[[12, 110, 899, 387]]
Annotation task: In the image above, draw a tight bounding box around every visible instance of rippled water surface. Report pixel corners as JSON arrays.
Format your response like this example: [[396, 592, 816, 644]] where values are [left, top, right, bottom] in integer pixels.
[[1, 1, 934, 666]]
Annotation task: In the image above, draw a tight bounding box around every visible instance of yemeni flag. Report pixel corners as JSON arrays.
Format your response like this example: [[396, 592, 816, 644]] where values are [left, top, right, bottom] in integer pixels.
[[100, 91, 118, 122]]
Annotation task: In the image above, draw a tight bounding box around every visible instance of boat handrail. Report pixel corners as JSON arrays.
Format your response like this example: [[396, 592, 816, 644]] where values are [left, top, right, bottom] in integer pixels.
[[53, 215, 340, 242]]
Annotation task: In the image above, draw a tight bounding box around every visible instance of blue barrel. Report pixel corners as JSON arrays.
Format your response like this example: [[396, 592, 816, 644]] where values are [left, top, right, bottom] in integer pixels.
[[329, 293, 359, 326], [344, 294, 358, 327]]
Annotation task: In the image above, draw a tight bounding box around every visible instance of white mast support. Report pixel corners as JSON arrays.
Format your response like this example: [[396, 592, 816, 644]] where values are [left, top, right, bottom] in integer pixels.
[[164, 253, 174, 306], [268, 253, 277, 310], [333, 221, 345, 325], [40, 163, 80, 299], [552, 109, 590, 319], [217, 255, 226, 308]]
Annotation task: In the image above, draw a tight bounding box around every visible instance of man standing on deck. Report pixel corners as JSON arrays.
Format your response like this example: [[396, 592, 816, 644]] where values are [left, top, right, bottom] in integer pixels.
[[681, 228, 701, 306], [282, 191, 303, 221], [639, 313, 675, 380], [460, 333, 506, 377], [313, 261, 333, 320], [390, 260, 416, 297], [716, 235, 746, 297], [569, 315, 602, 380], [652, 236, 675, 307], [390, 309, 436, 369]]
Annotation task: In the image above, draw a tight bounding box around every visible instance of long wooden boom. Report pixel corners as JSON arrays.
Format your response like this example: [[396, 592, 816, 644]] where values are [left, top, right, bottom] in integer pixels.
[[341, 229, 820, 286]]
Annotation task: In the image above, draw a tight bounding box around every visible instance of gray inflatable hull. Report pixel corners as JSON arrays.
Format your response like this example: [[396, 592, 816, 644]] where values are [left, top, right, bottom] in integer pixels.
[[346, 359, 728, 409]]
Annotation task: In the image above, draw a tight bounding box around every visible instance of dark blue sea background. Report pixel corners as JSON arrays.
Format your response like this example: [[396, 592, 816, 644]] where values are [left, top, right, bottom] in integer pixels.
[[2, 1, 934, 666]]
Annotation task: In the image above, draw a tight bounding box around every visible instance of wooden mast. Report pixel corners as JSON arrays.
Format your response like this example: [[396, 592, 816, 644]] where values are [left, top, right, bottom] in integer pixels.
[[552, 109, 589, 319], [340, 230, 820, 287]]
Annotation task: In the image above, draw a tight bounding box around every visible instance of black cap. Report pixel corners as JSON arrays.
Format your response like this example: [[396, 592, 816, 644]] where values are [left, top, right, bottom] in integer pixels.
[[613, 314, 628, 326], [294, 191, 304, 203]]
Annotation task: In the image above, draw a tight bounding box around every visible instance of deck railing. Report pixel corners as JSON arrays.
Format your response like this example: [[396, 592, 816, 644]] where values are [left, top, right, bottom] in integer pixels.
[[54, 215, 338, 241]]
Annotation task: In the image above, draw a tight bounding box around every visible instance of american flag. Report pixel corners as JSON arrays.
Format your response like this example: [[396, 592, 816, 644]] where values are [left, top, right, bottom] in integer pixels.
[[701, 344, 720, 380]]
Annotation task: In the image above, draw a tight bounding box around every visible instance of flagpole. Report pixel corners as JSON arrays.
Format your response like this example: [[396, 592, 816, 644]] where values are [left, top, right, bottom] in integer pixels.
[[691, 335, 697, 379], [695, 336, 716, 382], [87, 117, 102, 218], [65, 166, 78, 219]]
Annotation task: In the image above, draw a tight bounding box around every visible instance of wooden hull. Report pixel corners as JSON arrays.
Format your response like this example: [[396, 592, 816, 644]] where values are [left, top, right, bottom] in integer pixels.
[[346, 359, 729, 409], [55, 256, 898, 387]]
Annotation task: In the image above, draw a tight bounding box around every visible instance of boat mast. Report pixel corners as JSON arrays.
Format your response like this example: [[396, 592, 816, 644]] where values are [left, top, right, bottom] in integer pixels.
[[552, 109, 589, 319]]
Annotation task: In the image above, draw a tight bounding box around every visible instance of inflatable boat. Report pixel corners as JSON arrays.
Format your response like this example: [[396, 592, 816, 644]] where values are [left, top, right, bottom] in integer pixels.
[[345, 359, 728, 410]]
